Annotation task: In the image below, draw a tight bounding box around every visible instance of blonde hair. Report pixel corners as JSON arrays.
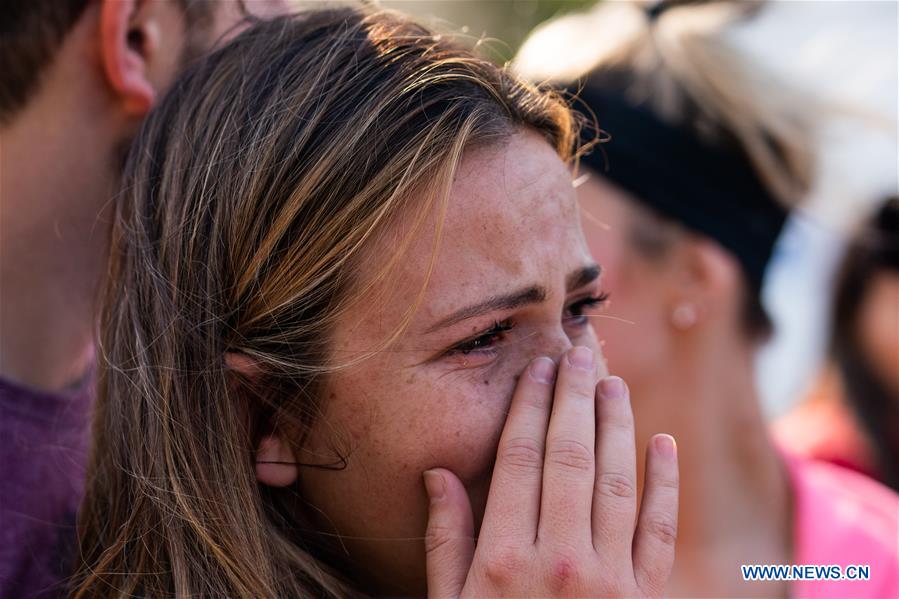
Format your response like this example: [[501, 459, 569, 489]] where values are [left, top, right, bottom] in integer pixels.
[[514, 0, 814, 206], [73, 7, 578, 597]]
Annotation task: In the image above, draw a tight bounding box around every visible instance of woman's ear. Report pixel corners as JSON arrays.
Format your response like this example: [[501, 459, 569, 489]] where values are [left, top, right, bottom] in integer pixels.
[[667, 236, 739, 331], [224, 351, 299, 487], [224, 351, 263, 378]]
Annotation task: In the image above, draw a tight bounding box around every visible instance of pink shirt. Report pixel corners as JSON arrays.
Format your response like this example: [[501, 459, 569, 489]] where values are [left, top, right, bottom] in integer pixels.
[[786, 452, 899, 598], [773, 374, 881, 483]]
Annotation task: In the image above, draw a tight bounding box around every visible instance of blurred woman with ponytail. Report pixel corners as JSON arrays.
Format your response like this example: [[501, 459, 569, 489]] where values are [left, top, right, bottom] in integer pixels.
[[515, 1, 898, 597]]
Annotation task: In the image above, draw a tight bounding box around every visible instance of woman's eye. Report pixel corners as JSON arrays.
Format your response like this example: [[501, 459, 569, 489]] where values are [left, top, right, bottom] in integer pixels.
[[447, 319, 515, 356], [564, 293, 609, 327]]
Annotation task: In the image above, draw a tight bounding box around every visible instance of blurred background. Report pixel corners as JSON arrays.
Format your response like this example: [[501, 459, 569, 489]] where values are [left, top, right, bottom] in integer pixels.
[[379, 0, 899, 418], [381, 0, 595, 61]]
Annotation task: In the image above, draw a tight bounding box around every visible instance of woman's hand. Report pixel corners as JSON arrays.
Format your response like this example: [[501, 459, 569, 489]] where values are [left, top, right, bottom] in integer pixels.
[[423, 346, 679, 598]]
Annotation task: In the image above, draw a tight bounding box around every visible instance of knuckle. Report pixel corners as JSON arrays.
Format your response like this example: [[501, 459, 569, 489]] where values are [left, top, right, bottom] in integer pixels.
[[644, 514, 678, 546], [518, 382, 552, 410], [424, 523, 456, 556], [547, 439, 594, 473], [649, 464, 680, 490], [539, 545, 589, 595], [652, 473, 680, 491], [564, 380, 595, 402], [635, 567, 667, 599], [600, 416, 634, 435], [482, 545, 529, 586], [499, 437, 544, 474], [595, 472, 636, 499], [548, 556, 584, 593]]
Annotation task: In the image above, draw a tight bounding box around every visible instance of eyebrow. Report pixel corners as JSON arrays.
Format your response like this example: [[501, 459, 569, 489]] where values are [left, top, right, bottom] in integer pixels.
[[425, 264, 602, 333], [567, 264, 602, 291]]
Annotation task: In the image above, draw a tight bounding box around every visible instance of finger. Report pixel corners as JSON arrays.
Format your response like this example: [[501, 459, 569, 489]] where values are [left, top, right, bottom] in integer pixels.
[[537, 346, 597, 546], [591, 376, 638, 553], [424, 468, 475, 598], [480, 356, 555, 544], [632, 434, 679, 597]]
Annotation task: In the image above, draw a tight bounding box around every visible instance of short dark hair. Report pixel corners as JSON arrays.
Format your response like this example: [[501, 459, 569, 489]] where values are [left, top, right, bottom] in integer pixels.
[[0, 0, 217, 126], [0, 0, 91, 124]]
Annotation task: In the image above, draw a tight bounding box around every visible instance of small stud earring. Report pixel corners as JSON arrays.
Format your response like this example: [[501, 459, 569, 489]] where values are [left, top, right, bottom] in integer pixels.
[[671, 303, 699, 330]]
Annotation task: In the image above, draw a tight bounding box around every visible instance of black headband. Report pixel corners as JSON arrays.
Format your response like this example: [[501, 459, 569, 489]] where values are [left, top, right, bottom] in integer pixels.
[[575, 87, 789, 290]]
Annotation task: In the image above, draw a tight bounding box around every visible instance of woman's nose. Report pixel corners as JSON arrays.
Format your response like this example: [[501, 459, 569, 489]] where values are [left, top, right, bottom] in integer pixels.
[[535, 329, 574, 365], [534, 328, 606, 380]]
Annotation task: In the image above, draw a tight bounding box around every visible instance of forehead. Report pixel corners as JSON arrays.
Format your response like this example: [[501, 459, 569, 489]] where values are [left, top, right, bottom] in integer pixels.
[[438, 131, 582, 275], [358, 129, 591, 332]]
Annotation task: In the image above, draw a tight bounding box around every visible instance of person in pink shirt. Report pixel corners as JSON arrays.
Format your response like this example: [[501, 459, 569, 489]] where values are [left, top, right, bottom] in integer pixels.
[[515, 0, 899, 596], [786, 452, 899, 598]]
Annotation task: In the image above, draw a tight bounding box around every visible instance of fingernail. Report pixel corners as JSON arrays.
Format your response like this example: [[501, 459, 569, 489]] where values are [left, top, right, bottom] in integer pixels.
[[567, 346, 594, 370], [528, 357, 555, 384], [598, 376, 625, 400], [423, 470, 446, 503], [654, 434, 677, 458]]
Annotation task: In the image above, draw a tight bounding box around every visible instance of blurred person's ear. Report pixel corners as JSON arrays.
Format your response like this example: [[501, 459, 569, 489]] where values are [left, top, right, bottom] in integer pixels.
[[225, 352, 300, 488], [99, 0, 187, 116], [666, 237, 740, 333]]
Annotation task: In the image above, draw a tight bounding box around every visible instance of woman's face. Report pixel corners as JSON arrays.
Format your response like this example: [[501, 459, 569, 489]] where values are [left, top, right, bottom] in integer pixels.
[[295, 130, 606, 594], [857, 270, 899, 399]]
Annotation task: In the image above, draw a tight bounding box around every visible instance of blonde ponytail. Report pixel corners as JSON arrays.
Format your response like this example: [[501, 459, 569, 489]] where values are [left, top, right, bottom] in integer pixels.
[[514, 0, 815, 205]]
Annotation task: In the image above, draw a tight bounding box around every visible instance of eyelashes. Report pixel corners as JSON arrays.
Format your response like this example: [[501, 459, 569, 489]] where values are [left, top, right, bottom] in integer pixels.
[[564, 292, 610, 326], [447, 319, 515, 356], [445, 293, 610, 358]]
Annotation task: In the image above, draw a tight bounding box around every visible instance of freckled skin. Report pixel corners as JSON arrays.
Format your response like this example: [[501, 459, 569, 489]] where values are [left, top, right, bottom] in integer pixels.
[[295, 130, 605, 596]]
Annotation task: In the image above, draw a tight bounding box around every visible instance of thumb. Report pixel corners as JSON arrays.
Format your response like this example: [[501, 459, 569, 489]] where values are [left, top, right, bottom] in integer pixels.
[[423, 468, 475, 599]]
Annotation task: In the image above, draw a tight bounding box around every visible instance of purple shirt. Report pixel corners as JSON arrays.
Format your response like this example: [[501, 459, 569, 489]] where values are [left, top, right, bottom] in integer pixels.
[[0, 373, 93, 598]]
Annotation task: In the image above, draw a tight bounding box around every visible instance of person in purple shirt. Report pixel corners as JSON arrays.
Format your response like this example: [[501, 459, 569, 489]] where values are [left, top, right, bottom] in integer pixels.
[[0, 1, 285, 596]]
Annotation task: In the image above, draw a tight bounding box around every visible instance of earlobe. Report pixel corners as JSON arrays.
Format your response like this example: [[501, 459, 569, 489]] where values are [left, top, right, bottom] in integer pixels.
[[255, 434, 300, 487], [667, 237, 737, 332], [99, 0, 155, 115]]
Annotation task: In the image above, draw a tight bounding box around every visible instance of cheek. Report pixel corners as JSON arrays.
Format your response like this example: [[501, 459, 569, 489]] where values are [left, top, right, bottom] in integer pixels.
[[300, 367, 513, 532], [590, 257, 669, 381], [295, 369, 510, 592]]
